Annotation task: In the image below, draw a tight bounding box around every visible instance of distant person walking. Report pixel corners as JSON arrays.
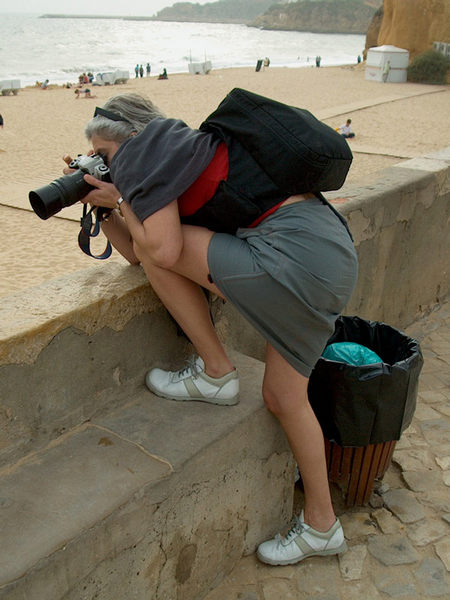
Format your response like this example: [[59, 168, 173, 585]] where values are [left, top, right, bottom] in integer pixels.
[[146, 62, 151, 76], [315, 55, 321, 67], [135, 64, 139, 78], [382, 60, 391, 83], [0, 114, 3, 129], [139, 64, 144, 78]]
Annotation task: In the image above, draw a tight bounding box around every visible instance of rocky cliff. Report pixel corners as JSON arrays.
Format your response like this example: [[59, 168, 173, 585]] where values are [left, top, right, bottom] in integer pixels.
[[366, 0, 450, 58], [252, 1, 382, 35]]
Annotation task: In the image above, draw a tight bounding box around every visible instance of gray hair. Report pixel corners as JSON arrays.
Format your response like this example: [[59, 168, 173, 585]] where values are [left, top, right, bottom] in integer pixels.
[[85, 93, 165, 143]]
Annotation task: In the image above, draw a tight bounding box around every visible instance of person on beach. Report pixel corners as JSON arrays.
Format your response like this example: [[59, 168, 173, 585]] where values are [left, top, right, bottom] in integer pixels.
[[75, 89, 96, 99], [146, 63, 151, 76], [63, 92, 357, 566], [41, 79, 49, 90], [139, 65, 144, 78], [382, 60, 391, 83], [158, 68, 168, 80], [338, 119, 355, 139], [135, 64, 139, 78], [0, 114, 3, 129]]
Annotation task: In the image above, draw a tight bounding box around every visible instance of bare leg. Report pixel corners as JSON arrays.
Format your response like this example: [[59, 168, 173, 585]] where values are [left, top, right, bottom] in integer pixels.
[[137, 225, 234, 378], [262, 343, 335, 532]]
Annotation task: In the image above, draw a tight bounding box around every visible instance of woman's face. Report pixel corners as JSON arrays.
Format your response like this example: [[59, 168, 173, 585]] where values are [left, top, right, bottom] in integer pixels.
[[91, 134, 121, 166]]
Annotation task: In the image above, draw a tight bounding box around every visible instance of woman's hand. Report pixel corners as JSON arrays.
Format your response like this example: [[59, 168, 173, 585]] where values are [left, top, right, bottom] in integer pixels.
[[82, 173, 121, 209]]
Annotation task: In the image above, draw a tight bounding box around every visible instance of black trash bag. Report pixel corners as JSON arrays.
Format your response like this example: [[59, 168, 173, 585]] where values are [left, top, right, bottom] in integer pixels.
[[308, 316, 423, 447]]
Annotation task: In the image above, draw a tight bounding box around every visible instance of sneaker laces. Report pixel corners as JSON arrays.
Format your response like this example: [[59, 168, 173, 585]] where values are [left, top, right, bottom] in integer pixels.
[[170, 356, 203, 383], [276, 516, 305, 547]]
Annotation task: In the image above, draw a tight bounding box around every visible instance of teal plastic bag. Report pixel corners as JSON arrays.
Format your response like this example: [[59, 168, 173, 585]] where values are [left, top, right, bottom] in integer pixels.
[[322, 342, 382, 366]]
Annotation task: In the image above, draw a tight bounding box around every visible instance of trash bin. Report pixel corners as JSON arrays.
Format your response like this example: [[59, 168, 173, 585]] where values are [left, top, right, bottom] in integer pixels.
[[308, 315, 423, 505]]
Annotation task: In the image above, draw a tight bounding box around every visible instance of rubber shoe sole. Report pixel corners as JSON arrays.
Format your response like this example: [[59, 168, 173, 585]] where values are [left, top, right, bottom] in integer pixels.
[[256, 539, 348, 566]]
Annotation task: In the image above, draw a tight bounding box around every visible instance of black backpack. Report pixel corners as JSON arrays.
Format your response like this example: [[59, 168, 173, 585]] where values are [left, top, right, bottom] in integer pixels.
[[200, 87, 352, 195]]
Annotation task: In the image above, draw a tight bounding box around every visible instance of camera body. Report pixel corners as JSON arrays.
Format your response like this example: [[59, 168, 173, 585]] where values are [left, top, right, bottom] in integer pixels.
[[29, 154, 111, 220]]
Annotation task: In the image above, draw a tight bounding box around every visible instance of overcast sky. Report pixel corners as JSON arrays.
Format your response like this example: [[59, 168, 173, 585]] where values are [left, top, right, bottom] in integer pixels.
[[1, 1, 211, 17]]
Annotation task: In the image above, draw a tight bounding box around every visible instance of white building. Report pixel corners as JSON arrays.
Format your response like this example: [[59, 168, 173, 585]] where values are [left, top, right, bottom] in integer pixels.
[[365, 45, 410, 83]]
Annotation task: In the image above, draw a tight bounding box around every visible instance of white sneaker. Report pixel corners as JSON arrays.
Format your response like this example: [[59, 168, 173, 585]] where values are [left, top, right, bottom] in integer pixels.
[[145, 356, 239, 406], [257, 511, 347, 566]]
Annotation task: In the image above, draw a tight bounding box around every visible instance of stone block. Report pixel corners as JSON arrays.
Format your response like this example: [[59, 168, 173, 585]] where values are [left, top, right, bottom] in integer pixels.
[[0, 354, 295, 600], [338, 544, 367, 581], [367, 535, 419, 566], [371, 508, 404, 535], [382, 489, 425, 524], [415, 557, 450, 597], [407, 519, 447, 546], [435, 538, 450, 572], [372, 570, 417, 597]]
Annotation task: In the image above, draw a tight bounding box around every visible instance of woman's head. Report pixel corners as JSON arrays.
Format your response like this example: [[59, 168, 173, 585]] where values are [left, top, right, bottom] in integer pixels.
[[85, 93, 165, 144]]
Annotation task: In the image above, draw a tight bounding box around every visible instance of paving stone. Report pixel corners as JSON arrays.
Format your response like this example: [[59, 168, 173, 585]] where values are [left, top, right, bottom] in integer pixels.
[[338, 544, 367, 581], [393, 448, 436, 471], [406, 519, 447, 546], [204, 585, 250, 600], [413, 404, 442, 421], [419, 391, 448, 404], [421, 489, 450, 513], [435, 538, 450, 572], [415, 557, 450, 597], [395, 436, 412, 450], [436, 456, 450, 470], [367, 535, 419, 566], [237, 591, 260, 600], [226, 555, 259, 585], [372, 570, 417, 597], [402, 470, 442, 492], [435, 403, 450, 417], [382, 489, 425, 523], [369, 493, 384, 508], [295, 558, 341, 596], [371, 508, 403, 534], [339, 512, 377, 540], [261, 578, 298, 600], [339, 580, 382, 600], [419, 419, 450, 446]]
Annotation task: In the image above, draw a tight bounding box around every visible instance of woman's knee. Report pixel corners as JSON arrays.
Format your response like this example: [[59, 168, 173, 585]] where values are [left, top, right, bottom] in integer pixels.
[[262, 377, 309, 419]]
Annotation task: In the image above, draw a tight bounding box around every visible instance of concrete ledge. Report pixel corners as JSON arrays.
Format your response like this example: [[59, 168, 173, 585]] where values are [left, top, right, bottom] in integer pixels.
[[0, 352, 294, 600]]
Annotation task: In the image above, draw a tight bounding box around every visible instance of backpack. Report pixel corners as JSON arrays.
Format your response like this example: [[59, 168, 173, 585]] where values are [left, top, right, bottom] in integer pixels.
[[200, 88, 352, 195]]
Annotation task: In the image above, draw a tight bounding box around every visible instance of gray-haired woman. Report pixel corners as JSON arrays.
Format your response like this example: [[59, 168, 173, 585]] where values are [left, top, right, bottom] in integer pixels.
[[64, 92, 357, 566]]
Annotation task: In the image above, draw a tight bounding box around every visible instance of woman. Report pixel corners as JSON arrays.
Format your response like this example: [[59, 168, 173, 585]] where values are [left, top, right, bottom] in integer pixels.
[[64, 92, 358, 566]]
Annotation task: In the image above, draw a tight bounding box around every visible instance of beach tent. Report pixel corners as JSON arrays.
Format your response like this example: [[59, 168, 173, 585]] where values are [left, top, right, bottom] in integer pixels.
[[365, 45, 409, 83]]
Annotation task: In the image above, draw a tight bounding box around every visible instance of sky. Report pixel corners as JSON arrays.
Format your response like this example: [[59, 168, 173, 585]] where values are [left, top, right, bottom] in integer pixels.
[[0, 0, 212, 17]]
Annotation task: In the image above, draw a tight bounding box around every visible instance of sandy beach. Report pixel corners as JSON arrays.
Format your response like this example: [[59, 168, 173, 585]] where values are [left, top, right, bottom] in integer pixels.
[[0, 64, 448, 298]]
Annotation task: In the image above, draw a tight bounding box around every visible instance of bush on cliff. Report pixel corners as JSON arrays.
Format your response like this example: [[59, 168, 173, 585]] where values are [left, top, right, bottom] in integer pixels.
[[407, 50, 450, 84]]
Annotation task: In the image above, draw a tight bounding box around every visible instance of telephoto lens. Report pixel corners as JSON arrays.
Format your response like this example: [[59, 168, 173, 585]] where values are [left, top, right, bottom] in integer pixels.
[[29, 154, 110, 219]]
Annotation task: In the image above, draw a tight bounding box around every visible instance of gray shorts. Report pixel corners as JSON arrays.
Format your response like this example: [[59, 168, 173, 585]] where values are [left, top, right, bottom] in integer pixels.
[[207, 198, 358, 377]]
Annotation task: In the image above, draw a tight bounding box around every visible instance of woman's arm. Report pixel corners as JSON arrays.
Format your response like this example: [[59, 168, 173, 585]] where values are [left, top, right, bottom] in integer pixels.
[[100, 209, 140, 265], [83, 173, 183, 269]]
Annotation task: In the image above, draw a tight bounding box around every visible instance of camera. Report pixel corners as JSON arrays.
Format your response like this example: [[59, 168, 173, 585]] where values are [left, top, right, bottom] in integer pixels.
[[29, 154, 111, 220]]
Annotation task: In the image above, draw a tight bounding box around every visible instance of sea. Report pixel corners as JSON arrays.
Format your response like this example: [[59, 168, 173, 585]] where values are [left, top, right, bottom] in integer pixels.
[[0, 12, 366, 87]]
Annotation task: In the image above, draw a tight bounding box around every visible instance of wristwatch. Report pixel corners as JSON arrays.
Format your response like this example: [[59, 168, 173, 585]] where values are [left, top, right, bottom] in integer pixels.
[[116, 197, 125, 212]]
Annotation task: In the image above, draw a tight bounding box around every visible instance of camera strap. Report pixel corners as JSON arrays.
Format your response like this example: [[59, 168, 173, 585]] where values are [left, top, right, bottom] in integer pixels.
[[78, 204, 112, 260]]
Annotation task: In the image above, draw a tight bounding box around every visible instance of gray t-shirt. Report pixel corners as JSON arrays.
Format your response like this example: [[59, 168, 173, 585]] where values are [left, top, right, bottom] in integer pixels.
[[110, 117, 220, 222]]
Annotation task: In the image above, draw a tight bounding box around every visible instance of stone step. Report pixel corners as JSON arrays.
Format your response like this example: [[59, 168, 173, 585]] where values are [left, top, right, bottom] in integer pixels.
[[0, 351, 294, 600], [0, 298, 190, 471]]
